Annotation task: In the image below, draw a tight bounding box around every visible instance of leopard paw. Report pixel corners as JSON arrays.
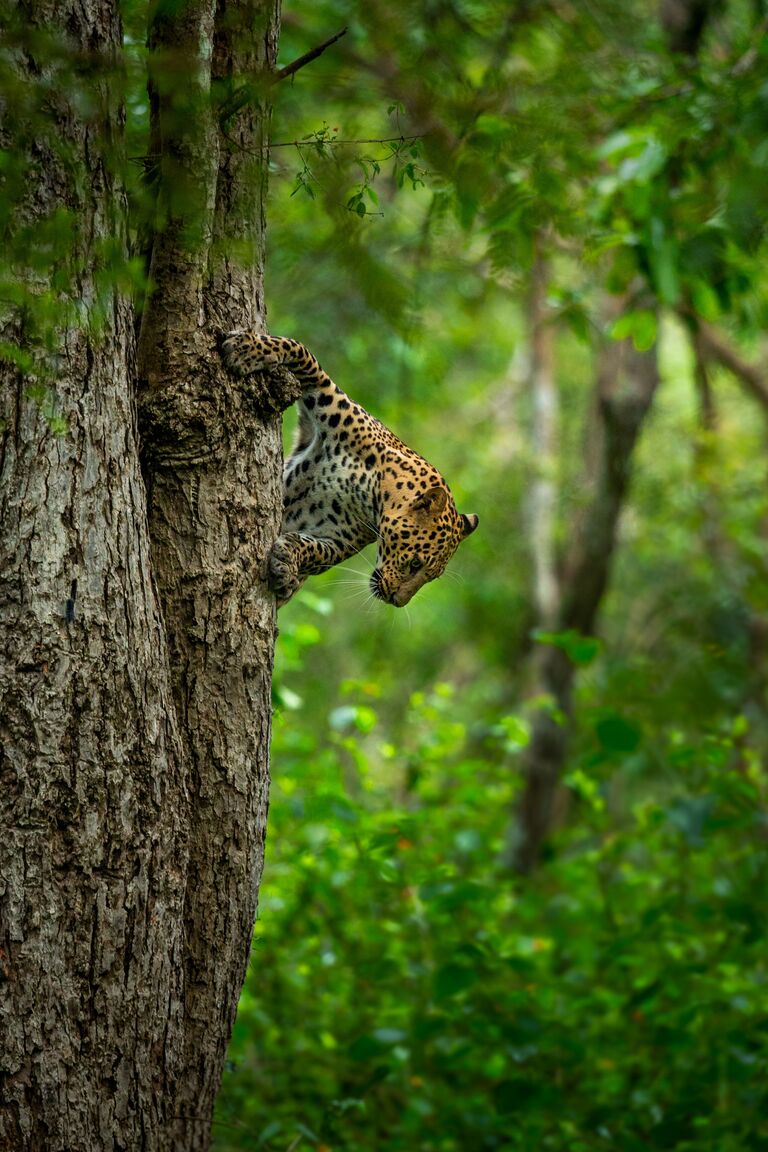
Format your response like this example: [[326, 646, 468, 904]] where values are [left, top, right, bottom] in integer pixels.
[[220, 332, 281, 378], [267, 536, 303, 606]]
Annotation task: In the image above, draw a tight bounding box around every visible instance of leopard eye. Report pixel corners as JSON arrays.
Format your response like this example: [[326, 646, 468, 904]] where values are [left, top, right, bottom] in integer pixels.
[[409, 557, 423, 574]]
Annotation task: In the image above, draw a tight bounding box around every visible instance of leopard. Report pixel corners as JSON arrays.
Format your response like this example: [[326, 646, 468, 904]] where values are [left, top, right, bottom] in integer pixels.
[[220, 331, 479, 608]]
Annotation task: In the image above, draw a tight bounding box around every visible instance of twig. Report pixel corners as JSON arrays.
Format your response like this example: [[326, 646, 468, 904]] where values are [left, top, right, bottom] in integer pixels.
[[218, 27, 348, 124], [687, 315, 768, 413], [271, 133, 423, 150], [216, 131, 424, 160], [275, 26, 348, 83]]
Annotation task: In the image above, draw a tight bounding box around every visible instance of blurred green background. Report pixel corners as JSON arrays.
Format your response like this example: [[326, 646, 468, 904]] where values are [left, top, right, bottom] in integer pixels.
[[210, 1, 768, 1147]]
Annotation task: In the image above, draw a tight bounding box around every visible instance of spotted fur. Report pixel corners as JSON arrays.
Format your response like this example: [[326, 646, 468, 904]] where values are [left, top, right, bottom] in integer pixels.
[[221, 332, 479, 607]]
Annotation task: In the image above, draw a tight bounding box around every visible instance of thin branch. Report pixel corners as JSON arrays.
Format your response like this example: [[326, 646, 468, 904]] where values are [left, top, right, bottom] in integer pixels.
[[689, 317, 768, 413], [214, 131, 424, 161], [218, 27, 348, 124], [275, 26, 348, 83], [271, 133, 423, 149]]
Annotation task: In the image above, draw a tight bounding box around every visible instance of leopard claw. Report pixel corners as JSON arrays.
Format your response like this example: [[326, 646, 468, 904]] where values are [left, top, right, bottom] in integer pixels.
[[268, 538, 302, 606]]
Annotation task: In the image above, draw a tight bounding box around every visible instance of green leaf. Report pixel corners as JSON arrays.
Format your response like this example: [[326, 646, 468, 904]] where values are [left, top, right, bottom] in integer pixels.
[[371, 1027, 407, 1045], [348, 1031, 403, 1060], [595, 714, 642, 753], [690, 279, 721, 321], [648, 217, 680, 305], [348, 1034, 383, 1061], [256, 1120, 283, 1144], [499, 714, 530, 751], [328, 704, 377, 733], [433, 963, 477, 1000], [609, 309, 657, 351], [532, 629, 601, 666], [293, 1122, 319, 1143]]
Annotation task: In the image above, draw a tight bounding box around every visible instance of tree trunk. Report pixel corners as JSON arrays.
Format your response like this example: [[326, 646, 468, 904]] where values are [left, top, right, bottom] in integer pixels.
[[510, 309, 659, 873], [137, 0, 282, 1141], [525, 240, 560, 631], [506, 0, 718, 874], [0, 0, 281, 1147]]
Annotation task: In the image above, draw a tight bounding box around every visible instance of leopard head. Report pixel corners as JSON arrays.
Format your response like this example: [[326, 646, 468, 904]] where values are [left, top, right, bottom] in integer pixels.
[[371, 485, 478, 607]]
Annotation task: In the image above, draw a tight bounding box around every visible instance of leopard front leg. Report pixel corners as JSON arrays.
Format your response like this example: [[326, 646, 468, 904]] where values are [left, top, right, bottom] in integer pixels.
[[220, 331, 338, 401], [221, 332, 287, 376], [268, 533, 357, 606]]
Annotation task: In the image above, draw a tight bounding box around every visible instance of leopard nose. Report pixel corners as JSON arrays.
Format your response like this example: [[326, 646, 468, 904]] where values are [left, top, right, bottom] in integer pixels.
[[391, 584, 418, 607]]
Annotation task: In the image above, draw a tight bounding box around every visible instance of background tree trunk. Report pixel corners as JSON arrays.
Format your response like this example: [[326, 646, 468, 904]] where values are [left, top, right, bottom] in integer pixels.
[[0, 0, 281, 1148], [525, 239, 560, 632], [510, 307, 660, 872], [505, 0, 719, 874]]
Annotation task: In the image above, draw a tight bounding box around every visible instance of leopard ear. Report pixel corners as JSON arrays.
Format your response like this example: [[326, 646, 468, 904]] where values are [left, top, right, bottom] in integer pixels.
[[411, 486, 448, 516], [460, 513, 479, 537]]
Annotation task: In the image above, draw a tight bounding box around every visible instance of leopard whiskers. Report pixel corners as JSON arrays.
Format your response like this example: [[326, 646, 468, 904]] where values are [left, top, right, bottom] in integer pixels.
[[323, 578, 370, 595], [362, 591, 385, 615], [321, 564, 374, 601], [349, 511, 382, 546], [334, 561, 374, 578]]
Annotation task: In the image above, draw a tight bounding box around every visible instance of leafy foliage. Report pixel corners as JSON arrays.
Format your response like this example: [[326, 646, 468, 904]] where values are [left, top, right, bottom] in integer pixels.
[[215, 674, 768, 1151]]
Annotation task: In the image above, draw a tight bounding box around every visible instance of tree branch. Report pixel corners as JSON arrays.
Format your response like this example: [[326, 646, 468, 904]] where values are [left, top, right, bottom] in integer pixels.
[[270, 133, 423, 149], [689, 319, 768, 413], [218, 27, 348, 125], [275, 26, 348, 83]]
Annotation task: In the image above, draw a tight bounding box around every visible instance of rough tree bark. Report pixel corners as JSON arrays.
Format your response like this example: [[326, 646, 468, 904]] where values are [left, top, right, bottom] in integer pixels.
[[0, 0, 282, 1148]]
